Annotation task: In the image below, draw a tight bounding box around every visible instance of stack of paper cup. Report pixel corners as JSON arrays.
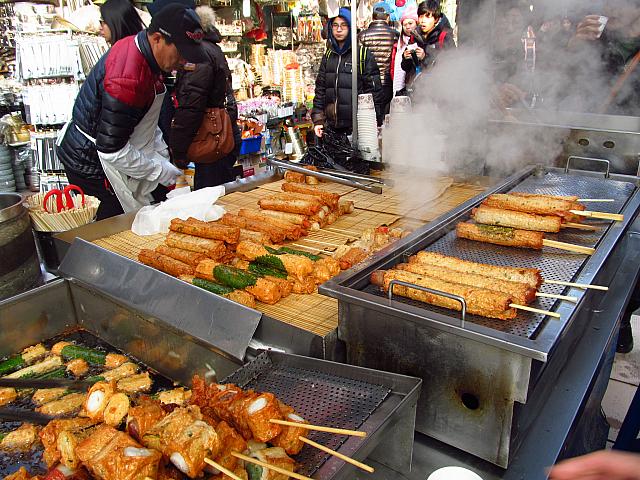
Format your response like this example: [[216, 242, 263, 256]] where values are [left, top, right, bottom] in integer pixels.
[[427, 467, 483, 480], [357, 93, 380, 161]]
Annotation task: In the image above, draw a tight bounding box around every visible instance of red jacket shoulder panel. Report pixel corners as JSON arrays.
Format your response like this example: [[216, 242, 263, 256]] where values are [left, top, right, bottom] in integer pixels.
[[103, 36, 158, 109]]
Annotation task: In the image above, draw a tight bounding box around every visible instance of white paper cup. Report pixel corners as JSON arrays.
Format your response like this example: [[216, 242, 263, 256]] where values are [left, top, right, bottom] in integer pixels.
[[427, 466, 484, 480], [597, 16, 608, 38]]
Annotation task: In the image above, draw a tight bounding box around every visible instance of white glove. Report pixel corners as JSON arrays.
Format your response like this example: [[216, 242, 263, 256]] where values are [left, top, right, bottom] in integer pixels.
[[157, 161, 181, 186]]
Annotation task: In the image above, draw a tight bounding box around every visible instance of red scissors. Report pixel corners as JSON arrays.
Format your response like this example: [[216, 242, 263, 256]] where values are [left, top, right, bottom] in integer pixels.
[[42, 185, 85, 213]]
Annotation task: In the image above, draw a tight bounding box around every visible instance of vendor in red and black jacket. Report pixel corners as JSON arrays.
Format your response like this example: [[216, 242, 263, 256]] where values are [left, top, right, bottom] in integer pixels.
[[58, 4, 206, 220], [400, 0, 454, 91]]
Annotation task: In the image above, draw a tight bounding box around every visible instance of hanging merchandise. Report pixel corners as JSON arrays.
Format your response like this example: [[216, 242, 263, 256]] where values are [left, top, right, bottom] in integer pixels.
[[296, 14, 323, 43], [16, 33, 83, 81], [77, 35, 109, 75], [23, 82, 79, 125], [282, 63, 305, 104], [31, 130, 63, 172]]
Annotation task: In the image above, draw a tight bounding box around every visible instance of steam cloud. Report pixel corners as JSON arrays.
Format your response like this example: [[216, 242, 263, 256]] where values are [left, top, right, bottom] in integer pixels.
[[381, 0, 623, 199]]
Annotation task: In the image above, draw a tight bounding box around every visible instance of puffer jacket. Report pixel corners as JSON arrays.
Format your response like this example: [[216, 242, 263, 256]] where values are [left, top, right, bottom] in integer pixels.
[[58, 31, 164, 179], [400, 18, 454, 89], [170, 28, 241, 160], [358, 20, 399, 87], [312, 8, 385, 130]]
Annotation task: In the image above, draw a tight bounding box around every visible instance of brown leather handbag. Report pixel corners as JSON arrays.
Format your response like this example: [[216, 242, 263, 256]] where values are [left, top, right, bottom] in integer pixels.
[[186, 107, 235, 164]]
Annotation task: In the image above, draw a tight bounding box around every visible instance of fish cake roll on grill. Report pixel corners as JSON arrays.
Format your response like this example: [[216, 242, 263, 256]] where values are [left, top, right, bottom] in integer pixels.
[[411, 251, 542, 288], [397, 262, 537, 304], [37, 392, 85, 416], [483, 193, 585, 217], [117, 372, 153, 394], [258, 194, 323, 216], [84, 381, 116, 422], [126, 397, 166, 441], [283, 170, 306, 183], [213, 420, 248, 472], [139, 249, 194, 277], [158, 387, 192, 407], [456, 222, 545, 250], [258, 210, 311, 229], [0, 424, 40, 450], [0, 387, 17, 406], [371, 269, 517, 320], [33, 387, 67, 405], [511, 192, 579, 202], [221, 214, 287, 244], [271, 411, 307, 455], [103, 393, 130, 427], [143, 406, 221, 478], [76, 424, 162, 480], [102, 362, 139, 382], [245, 392, 283, 442], [66, 358, 89, 377], [166, 232, 227, 260], [58, 425, 96, 469], [170, 218, 240, 244], [39, 418, 95, 467], [471, 206, 562, 233], [156, 245, 208, 268], [238, 209, 304, 240], [281, 183, 340, 209], [338, 247, 368, 270], [239, 228, 272, 244]]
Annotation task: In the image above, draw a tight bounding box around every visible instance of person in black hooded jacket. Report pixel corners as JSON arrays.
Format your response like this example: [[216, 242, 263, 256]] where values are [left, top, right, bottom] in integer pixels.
[[401, 0, 454, 92], [312, 7, 385, 138], [169, 5, 241, 189]]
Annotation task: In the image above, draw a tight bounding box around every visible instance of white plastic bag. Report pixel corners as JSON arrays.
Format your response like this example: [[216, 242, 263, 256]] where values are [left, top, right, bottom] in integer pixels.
[[131, 186, 226, 236]]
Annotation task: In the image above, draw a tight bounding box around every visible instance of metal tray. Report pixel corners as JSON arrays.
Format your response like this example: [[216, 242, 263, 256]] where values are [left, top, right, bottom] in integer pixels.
[[223, 351, 422, 478], [321, 166, 640, 361]]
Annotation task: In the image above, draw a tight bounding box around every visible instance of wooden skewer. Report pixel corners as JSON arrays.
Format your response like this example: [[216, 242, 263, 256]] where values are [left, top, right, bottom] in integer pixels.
[[511, 303, 561, 318], [204, 458, 244, 480], [290, 243, 335, 256], [570, 210, 624, 221], [232, 452, 313, 480], [544, 279, 609, 291], [542, 239, 595, 255], [325, 227, 361, 236], [270, 418, 367, 437], [561, 222, 599, 231], [298, 436, 375, 473], [536, 292, 578, 303], [577, 199, 614, 202]]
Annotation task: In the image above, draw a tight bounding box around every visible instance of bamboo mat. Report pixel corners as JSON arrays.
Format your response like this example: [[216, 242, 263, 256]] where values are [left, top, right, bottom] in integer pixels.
[[93, 231, 165, 260]]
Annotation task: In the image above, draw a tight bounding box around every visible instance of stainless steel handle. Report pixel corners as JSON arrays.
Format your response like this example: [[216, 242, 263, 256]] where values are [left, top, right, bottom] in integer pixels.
[[387, 279, 467, 328], [267, 158, 383, 194], [565, 155, 611, 179], [319, 168, 388, 185]]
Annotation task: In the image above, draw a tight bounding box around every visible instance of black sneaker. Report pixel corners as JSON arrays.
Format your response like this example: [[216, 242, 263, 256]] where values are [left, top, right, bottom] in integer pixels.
[[617, 321, 634, 354]]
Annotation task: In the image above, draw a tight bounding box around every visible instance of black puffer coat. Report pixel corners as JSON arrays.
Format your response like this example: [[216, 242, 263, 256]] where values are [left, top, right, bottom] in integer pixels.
[[400, 18, 454, 89], [358, 20, 399, 87], [170, 28, 241, 160]]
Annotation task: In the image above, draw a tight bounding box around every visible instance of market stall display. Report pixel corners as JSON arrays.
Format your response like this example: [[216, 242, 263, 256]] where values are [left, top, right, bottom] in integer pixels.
[[320, 166, 640, 468]]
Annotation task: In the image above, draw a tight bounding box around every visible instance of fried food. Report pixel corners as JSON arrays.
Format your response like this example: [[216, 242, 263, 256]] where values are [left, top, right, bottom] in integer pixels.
[[483, 193, 585, 218], [456, 222, 545, 250], [76, 424, 162, 480], [280, 183, 340, 209], [126, 397, 166, 441], [371, 269, 517, 320], [156, 245, 208, 268], [66, 358, 89, 377], [397, 261, 537, 304], [471, 206, 562, 233], [283, 171, 306, 183], [258, 193, 324, 216], [411, 251, 542, 288], [84, 381, 116, 422], [337, 247, 368, 270], [236, 241, 314, 282], [36, 393, 85, 416], [165, 232, 227, 260], [39, 418, 95, 467], [170, 218, 240, 244], [139, 249, 194, 277], [0, 424, 40, 450], [238, 209, 304, 240], [221, 214, 287, 244]]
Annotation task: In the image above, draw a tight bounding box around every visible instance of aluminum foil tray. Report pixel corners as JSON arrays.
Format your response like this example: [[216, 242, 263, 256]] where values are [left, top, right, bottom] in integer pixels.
[[223, 352, 391, 476], [363, 172, 636, 339]]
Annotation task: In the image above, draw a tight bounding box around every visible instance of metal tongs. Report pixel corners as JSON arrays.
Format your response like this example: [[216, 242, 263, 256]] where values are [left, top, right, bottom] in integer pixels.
[[0, 377, 96, 390], [267, 158, 385, 194]]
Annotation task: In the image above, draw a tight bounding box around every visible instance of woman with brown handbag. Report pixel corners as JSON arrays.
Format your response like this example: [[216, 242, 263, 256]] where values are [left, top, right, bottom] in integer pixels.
[[169, 5, 241, 189]]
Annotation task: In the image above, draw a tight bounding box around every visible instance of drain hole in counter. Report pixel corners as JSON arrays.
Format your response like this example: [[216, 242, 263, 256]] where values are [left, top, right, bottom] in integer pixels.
[[460, 392, 480, 410]]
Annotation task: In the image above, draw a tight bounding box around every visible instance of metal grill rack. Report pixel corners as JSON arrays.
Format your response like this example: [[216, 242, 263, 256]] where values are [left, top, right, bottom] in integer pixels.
[[364, 172, 635, 338], [224, 352, 391, 476]]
